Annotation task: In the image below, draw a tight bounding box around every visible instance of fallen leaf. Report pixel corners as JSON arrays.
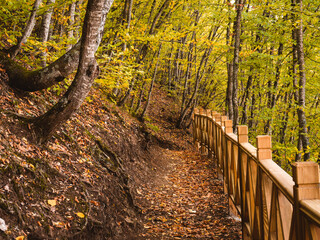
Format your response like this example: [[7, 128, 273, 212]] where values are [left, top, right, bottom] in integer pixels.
[[53, 221, 65, 228], [76, 212, 85, 218], [48, 199, 56, 206]]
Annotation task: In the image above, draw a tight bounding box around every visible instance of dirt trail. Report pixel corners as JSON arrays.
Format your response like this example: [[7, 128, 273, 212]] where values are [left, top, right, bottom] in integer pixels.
[[136, 148, 242, 239]]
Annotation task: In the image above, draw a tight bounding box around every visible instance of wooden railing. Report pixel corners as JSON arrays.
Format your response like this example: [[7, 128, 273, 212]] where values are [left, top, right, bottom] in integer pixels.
[[192, 109, 320, 240]]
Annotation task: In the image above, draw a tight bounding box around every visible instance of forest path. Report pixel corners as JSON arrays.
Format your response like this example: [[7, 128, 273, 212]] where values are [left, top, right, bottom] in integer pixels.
[[137, 148, 242, 239]]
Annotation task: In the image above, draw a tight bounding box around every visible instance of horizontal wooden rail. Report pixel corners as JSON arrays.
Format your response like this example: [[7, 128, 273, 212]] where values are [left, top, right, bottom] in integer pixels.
[[192, 109, 320, 240]]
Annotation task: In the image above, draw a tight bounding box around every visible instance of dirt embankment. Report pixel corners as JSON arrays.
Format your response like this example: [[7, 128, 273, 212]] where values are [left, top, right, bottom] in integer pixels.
[[0, 76, 182, 239], [0, 73, 241, 239]]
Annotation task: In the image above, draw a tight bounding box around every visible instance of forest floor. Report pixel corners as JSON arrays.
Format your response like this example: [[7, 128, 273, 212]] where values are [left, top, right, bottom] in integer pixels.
[[0, 65, 241, 239], [135, 88, 242, 239], [136, 149, 242, 240]]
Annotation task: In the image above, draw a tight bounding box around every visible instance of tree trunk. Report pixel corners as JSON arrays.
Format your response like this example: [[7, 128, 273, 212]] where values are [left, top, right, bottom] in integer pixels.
[[264, 42, 283, 135], [149, 0, 171, 35], [279, 92, 292, 144], [140, 44, 162, 119], [240, 72, 253, 125], [66, 1, 76, 51], [118, 0, 171, 106], [231, 0, 244, 131], [226, 0, 233, 120], [167, 40, 174, 88], [31, 0, 114, 143], [1, 41, 81, 91], [40, 0, 56, 67], [177, 45, 212, 128], [134, 81, 146, 113], [9, 0, 42, 58], [1, 0, 108, 92], [181, 18, 199, 115], [117, 77, 136, 106], [294, 0, 310, 161], [113, 0, 133, 96]]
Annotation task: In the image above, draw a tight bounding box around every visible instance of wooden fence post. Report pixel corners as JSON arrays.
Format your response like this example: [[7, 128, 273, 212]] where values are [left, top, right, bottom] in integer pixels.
[[256, 135, 272, 160], [199, 109, 207, 155], [224, 120, 233, 134], [237, 126, 248, 144], [237, 126, 248, 216], [213, 113, 221, 158], [192, 109, 198, 145], [292, 162, 320, 240], [222, 120, 232, 191], [214, 113, 221, 123], [256, 135, 272, 239]]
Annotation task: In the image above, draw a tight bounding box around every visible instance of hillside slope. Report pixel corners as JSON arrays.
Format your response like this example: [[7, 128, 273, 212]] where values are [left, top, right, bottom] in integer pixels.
[[0, 74, 186, 239]]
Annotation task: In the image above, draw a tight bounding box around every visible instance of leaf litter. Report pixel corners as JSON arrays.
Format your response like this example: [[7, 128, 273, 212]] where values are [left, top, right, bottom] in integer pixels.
[[137, 149, 242, 239]]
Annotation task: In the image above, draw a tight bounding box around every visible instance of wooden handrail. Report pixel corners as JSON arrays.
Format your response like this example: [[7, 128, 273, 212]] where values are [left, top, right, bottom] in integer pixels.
[[192, 109, 320, 240]]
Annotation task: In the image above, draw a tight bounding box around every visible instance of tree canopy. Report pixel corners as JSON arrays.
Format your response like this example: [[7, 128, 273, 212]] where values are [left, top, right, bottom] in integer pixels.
[[1, 0, 320, 166]]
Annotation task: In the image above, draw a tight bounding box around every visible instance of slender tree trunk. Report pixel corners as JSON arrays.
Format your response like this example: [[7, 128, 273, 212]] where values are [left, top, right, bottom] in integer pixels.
[[231, 0, 244, 131], [177, 45, 212, 128], [167, 40, 174, 88], [134, 81, 146, 113], [40, 0, 56, 67], [140, 44, 162, 119], [181, 17, 198, 115], [149, 0, 171, 35], [9, 0, 42, 58], [31, 0, 114, 143], [147, 0, 157, 26], [240, 72, 253, 125], [74, 0, 84, 39], [294, 0, 310, 161], [226, 0, 233, 120], [129, 94, 135, 111], [279, 92, 292, 144], [248, 80, 256, 129], [264, 43, 283, 135], [66, 1, 76, 51], [118, 0, 171, 106], [113, 0, 133, 96], [117, 77, 136, 106]]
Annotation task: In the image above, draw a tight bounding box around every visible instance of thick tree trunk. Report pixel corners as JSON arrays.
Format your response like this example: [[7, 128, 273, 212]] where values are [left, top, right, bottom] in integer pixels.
[[1, 41, 81, 91], [1, 0, 108, 92], [9, 0, 42, 58], [31, 0, 114, 143]]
